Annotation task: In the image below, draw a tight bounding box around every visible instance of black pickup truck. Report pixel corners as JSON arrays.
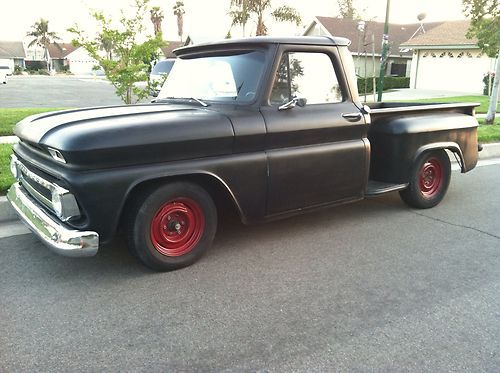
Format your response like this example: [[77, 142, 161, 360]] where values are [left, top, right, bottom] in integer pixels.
[[7, 36, 479, 270]]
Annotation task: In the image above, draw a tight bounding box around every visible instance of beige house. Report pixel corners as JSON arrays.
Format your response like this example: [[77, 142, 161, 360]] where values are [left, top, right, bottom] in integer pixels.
[[0, 41, 26, 71], [303, 16, 442, 78], [401, 20, 496, 94]]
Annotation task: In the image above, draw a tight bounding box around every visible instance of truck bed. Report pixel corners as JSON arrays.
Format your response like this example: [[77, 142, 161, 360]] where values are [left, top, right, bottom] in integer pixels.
[[365, 102, 479, 185]]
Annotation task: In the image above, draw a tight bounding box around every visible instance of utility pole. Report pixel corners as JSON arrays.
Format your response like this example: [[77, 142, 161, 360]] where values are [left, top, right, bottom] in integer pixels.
[[377, 0, 391, 102]]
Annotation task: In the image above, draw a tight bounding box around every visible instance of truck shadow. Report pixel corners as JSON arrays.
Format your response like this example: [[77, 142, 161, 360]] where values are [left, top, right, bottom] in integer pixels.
[[5, 192, 409, 283]]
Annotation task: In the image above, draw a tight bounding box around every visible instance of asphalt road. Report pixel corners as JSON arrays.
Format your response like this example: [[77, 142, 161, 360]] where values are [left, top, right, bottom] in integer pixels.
[[1, 164, 499, 372], [0, 76, 123, 108]]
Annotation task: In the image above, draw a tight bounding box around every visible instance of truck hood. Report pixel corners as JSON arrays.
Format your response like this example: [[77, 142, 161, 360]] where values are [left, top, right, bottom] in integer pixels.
[[14, 104, 235, 168]]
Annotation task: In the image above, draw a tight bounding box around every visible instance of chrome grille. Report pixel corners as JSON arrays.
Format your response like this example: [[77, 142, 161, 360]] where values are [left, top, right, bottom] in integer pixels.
[[17, 161, 55, 212], [10, 154, 82, 222]]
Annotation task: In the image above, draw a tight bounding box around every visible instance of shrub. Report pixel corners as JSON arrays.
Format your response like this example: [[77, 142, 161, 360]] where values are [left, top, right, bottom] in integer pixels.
[[25, 60, 48, 71], [13, 65, 23, 75], [357, 76, 410, 95], [483, 72, 494, 96]]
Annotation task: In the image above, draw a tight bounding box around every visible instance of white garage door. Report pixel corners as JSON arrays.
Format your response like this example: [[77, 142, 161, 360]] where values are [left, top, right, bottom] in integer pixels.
[[415, 50, 492, 94], [69, 59, 98, 75]]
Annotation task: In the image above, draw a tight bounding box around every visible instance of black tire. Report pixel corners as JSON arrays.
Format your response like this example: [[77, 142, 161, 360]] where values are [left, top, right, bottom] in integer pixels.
[[399, 150, 451, 209], [127, 181, 217, 271]]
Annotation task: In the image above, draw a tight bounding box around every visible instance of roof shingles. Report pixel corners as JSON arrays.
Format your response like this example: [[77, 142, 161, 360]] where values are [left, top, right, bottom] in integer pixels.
[[312, 16, 443, 56], [401, 20, 476, 47], [160, 41, 184, 58], [0, 41, 26, 59], [47, 43, 78, 59]]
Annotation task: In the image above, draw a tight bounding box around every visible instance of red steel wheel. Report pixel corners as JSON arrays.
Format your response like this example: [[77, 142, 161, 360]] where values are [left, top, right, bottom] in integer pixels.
[[418, 158, 443, 198], [128, 181, 217, 271], [150, 198, 205, 257], [399, 150, 451, 209]]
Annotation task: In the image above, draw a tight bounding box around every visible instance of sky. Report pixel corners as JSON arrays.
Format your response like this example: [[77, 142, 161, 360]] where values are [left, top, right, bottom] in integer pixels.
[[2, 0, 467, 43]]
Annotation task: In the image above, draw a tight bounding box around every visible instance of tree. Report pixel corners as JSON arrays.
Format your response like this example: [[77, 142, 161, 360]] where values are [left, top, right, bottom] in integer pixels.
[[26, 19, 61, 71], [173, 1, 185, 42], [150, 6, 164, 36], [68, 0, 165, 104], [337, 0, 358, 19], [463, 0, 500, 124], [229, 0, 302, 36]]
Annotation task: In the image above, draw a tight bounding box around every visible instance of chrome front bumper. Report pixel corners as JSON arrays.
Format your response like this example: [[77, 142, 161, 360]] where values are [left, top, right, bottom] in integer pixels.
[[7, 182, 99, 257]]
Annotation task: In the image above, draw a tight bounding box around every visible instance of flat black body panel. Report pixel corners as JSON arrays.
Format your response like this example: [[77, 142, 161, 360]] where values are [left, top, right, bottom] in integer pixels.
[[368, 107, 478, 183], [262, 102, 368, 214]]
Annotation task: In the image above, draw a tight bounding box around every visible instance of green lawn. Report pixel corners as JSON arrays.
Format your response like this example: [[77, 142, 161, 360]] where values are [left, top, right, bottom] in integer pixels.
[[397, 95, 499, 114], [0, 144, 14, 195], [0, 108, 66, 136], [478, 117, 500, 143]]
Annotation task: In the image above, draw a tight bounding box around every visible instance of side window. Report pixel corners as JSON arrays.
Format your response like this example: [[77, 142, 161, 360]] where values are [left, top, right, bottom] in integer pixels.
[[270, 52, 343, 105]]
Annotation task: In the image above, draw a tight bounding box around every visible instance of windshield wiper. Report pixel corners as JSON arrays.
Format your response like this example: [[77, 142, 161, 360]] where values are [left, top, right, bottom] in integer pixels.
[[161, 96, 209, 107], [189, 97, 209, 107]]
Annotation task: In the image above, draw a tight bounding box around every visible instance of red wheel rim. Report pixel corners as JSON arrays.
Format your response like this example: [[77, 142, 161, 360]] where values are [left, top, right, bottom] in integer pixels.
[[419, 158, 443, 198], [150, 198, 205, 257]]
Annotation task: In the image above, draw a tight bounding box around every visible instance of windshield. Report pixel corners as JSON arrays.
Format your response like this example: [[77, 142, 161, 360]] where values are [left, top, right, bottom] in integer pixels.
[[157, 50, 266, 103]]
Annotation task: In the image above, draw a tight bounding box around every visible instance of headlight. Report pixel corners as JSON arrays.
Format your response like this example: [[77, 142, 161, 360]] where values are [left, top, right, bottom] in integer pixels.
[[50, 186, 81, 221], [10, 155, 19, 179]]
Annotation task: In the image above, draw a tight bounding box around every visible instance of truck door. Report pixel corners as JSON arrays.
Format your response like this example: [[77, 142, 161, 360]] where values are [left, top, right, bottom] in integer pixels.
[[261, 47, 369, 215]]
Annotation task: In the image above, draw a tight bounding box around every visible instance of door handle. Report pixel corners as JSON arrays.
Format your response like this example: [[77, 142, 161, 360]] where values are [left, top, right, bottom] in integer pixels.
[[342, 112, 362, 122]]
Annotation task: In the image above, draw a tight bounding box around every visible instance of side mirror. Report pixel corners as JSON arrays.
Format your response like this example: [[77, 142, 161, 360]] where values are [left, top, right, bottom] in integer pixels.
[[278, 97, 307, 111]]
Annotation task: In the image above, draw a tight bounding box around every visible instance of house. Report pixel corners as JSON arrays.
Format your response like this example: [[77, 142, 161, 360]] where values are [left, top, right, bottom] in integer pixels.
[[160, 41, 184, 58], [47, 43, 77, 72], [0, 41, 26, 72], [303, 16, 442, 78], [25, 42, 101, 75], [65, 47, 103, 75], [401, 20, 495, 94]]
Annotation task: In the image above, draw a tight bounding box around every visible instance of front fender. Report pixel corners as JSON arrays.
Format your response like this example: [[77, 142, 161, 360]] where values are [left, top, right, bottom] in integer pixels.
[[68, 153, 268, 243]]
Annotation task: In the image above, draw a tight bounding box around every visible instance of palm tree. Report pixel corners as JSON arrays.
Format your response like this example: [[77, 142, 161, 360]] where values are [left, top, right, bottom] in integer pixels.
[[229, 0, 250, 36], [98, 33, 114, 60], [173, 1, 185, 42], [27, 19, 61, 71], [229, 0, 301, 36], [150, 6, 164, 36]]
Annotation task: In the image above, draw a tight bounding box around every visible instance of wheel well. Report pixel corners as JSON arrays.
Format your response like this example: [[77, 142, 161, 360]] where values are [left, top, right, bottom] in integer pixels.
[[119, 174, 243, 231], [415, 143, 464, 172]]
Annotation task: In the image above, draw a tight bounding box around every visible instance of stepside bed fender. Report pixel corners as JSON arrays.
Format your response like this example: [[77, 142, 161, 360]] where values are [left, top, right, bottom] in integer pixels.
[[414, 142, 466, 172]]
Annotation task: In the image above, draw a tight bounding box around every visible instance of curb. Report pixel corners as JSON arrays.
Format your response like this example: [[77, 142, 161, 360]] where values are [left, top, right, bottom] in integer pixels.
[[478, 143, 500, 159], [1, 143, 500, 224], [0, 136, 18, 144], [0, 196, 17, 223]]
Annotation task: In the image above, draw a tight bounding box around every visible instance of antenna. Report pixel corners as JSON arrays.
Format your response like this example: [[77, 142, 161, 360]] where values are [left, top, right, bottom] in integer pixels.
[[410, 12, 427, 39]]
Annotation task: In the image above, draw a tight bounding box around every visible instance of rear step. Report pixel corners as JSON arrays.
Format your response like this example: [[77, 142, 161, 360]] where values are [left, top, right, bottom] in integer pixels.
[[365, 180, 408, 196]]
